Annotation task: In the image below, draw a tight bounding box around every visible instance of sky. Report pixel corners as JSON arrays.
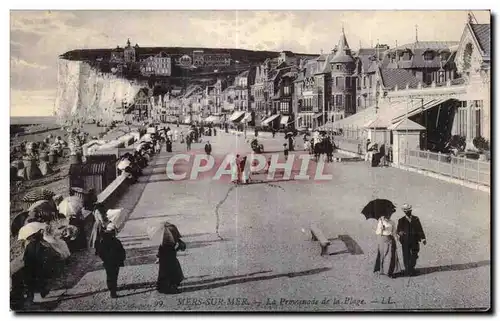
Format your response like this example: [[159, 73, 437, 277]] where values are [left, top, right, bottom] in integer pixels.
[[10, 10, 490, 117]]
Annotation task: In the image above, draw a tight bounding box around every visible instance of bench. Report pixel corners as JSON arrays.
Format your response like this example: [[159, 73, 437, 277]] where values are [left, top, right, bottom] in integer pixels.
[[310, 224, 331, 256]]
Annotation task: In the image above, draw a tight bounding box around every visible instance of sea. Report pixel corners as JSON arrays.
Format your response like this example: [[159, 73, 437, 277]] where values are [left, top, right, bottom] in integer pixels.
[[10, 116, 57, 125]]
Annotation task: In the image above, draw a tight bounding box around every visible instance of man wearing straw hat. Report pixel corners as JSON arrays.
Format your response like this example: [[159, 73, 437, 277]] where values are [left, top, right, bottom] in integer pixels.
[[397, 204, 427, 276]]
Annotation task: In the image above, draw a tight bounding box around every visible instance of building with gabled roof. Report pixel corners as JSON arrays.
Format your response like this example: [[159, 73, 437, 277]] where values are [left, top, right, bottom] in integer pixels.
[[324, 16, 491, 155], [381, 40, 459, 86], [329, 27, 357, 119]]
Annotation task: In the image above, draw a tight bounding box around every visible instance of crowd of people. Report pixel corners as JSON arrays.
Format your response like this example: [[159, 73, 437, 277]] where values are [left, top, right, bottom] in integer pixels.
[[10, 187, 99, 308], [308, 131, 336, 162]]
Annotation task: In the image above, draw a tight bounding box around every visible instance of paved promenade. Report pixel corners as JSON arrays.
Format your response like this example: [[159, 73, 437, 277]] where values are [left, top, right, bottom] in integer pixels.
[[52, 129, 489, 311]]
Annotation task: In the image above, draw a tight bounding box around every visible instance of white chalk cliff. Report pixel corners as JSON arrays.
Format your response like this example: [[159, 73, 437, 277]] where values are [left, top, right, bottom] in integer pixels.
[[54, 59, 145, 125]]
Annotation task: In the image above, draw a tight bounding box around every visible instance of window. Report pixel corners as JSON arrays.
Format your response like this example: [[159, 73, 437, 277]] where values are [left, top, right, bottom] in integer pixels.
[[363, 76, 366, 87], [463, 43, 473, 72], [335, 95, 343, 107], [280, 102, 289, 113], [345, 94, 351, 112], [402, 51, 411, 60], [345, 77, 351, 89], [284, 86, 290, 95], [336, 77, 344, 89], [473, 100, 483, 138], [424, 51, 434, 61], [457, 101, 467, 136], [336, 64, 342, 70], [424, 72, 432, 85]]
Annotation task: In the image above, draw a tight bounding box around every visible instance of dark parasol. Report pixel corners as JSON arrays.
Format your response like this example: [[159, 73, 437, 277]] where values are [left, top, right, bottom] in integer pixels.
[[361, 199, 396, 220]]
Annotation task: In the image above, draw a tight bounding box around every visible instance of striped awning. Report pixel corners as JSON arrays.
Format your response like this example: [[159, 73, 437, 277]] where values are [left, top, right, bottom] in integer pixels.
[[229, 111, 245, 122], [261, 114, 280, 126], [204, 115, 221, 123], [242, 112, 252, 123], [280, 116, 290, 125]]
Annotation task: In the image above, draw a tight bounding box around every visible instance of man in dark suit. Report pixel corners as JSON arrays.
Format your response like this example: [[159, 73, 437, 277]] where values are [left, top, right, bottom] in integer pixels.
[[204, 141, 212, 156], [397, 204, 427, 276]]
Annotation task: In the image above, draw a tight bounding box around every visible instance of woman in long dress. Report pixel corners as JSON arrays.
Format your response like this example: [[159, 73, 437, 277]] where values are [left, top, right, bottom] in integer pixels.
[[156, 222, 185, 294], [374, 216, 400, 278], [23, 230, 57, 303], [232, 155, 241, 184], [240, 156, 249, 184]]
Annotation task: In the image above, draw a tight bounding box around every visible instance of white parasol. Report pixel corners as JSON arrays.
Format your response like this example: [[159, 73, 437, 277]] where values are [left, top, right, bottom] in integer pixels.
[[18, 222, 47, 240], [117, 159, 131, 171], [147, 224, 165, 245], [57, 196, 84, 218], [147, 222, 181, 246]]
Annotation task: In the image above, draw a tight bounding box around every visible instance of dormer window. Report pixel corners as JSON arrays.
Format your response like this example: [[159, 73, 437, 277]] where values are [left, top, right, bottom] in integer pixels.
[[423, 50, 434, 61], [401, 50, 412, 61]]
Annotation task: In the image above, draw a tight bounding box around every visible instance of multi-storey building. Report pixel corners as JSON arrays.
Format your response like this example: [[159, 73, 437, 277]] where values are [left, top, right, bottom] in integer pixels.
[[260, 59, 297, 129], [192, 50, 205, 67], [251, 65, 267, 125], [381, 40, 459, 86], [329, 28, 357, 119], [124, 88, 150, 122], [140, 52, 172, 76], [203, 52, 231, 67], [123, 39, 138, 63], [174, 51, 231, 68], [181, 85, 204, 123], [110, 46, 124, 63], [355, 46, 387, 111], [213, 78, 228, 116], [222, 85, 236, 113], [272, 70, 297, 129], [232, 68, 256, 113], [294, 58, 329, 130], [166, 96, 182, 123], [330, 18, 490, 153]]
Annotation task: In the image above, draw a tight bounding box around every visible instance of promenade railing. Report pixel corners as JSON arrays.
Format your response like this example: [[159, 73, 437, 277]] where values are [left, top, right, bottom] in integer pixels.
[[402, 149, 490, 187]]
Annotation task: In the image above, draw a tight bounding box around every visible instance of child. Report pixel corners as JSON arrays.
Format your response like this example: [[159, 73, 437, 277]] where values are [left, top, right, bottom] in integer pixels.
[[283, 143, 289, 161]]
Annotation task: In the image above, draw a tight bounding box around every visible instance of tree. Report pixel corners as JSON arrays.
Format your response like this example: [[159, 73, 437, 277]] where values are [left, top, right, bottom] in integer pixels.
[[473, 136, 489, 151]]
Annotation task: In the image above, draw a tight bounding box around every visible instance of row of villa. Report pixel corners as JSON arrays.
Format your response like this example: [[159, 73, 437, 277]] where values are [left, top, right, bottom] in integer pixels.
[[123, 15, 490, 155]]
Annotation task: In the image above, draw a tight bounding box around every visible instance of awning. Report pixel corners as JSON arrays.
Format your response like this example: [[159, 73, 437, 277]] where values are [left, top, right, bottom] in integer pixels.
[[261, 114, 280, 126], [391, 98, 452, 124], [204, 115, 220, 123], [323, 98, 453, 130], [314, 113, 324, 119], [229, 111, 245, 122], [387, 118, 426, 131], [242, 112, 252, 123], [280, 116, 290, 125]]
